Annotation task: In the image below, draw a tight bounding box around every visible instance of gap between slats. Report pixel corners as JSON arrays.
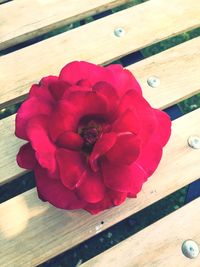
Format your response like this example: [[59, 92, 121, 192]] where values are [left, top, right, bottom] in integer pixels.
[[0, 0, 131, 50], [0, 0, 200, 108], [0, 108, 200, 267], [81, 197, 200, 267]]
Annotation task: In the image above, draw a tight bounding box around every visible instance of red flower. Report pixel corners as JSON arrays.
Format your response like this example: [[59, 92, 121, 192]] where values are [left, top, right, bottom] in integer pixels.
[[16, 61, 171, 214]]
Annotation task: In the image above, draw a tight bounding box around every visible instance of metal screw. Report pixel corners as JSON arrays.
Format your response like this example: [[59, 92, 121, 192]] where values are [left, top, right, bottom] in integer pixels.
[[147, 76, 160, 88], [187, 135, 200, 149], [114, 27, 125, 37], [182, 240, 199, 259]]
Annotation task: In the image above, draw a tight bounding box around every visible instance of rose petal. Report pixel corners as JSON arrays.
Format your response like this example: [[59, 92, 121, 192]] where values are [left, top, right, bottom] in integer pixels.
[[68, 90, 108, 117], [35, 167, 85, 210], [106, 133, 140, 165], [102, 158, 146, 193], [48, 80, 71, 100], [153, 109, 171, 146], [136, 139, 163, 177], [93, 81, 119, 115], [76, 170, 105, 203], [17, 143, 37, 170], [119, 90, 156, 144], [89, 132, 117, 172], [28, 84, 54, 102], [48, 100, 77, 142], [105, 64, 142, 96], [56, 131, 83, 150], [84, 196, 112, 214], [56, 148, 86, 190], [15, 97, 52, 140], [26, 115, 56, 173], [59, 61, 107, 85], [112, 109, 140, 134], [107, 189, 127, 206]]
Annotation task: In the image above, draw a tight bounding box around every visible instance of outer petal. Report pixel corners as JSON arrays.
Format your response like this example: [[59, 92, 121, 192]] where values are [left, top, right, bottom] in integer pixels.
[[26, 115, 56, 173], [105, 133, 140, 165], [56, 148, 86, 190], [35, 167, 85, 210], [118, 90, 156, 144], [89, 132, 117, 172], [48, 80, 71, 100], [102, 158, 146, 193], [76, 170, 105, 203], [107, 189, 127, 206], [84, 195, 113, 215], [153, 109, 171, 146], [135, 139, 163, 178], [112, 109, 140, 134], [15, 97, 52, 140], [17, 143, 37, 170], [56, 131, 83, 150], [59, 61, 107, 85], [105, 64, 142, 96]]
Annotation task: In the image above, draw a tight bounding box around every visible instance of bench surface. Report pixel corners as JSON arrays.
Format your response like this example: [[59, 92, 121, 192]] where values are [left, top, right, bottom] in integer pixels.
[[0, 0, 200, 266]]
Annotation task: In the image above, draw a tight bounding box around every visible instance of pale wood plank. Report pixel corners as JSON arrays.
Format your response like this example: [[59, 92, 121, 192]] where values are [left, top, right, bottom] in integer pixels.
[[81, 198, 200, 267], [0, 108, 200, 267], [1, 0, 200, 108], [0, 0, 130, 50], [1, 37, 200, 185]]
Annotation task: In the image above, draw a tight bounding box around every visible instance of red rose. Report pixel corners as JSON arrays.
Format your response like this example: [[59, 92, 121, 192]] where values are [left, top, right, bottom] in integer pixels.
[[16, 61, 171, 214]]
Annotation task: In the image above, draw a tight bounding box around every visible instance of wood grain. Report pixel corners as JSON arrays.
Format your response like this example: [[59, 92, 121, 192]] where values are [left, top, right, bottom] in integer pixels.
[[0, 108, 200, 267], [0, 0, 130, 50], [1, 37, 200, 185], [81, 197, 200, 267], [1, 0, 200, 108]]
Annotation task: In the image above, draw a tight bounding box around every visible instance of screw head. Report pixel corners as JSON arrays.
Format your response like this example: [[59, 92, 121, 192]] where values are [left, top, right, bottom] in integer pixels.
[[187, 135, 200, 149], [182, 240, 199, 259], [114, 27, 125, 37], [147, 76, 160, 88]]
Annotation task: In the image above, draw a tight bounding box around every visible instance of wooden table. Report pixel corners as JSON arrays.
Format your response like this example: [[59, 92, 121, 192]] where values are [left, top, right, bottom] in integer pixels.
[[0, 0, 200, 266]]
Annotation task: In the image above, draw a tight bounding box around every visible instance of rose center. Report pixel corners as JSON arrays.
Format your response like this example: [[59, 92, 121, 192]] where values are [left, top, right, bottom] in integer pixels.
[[80, 127, 99, 153]]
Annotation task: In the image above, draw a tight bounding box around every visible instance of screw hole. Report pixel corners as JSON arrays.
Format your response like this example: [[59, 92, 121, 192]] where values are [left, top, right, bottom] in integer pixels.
[[101, 221, 104, 225]]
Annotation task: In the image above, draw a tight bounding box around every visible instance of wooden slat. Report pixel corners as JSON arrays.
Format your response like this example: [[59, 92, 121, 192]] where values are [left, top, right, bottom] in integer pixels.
[[1, 0, 200, 108], [81, 198, 200, 267], [0, 0, 130, 50], [1, 37, 200, 185], [0, 108, 200, 267]]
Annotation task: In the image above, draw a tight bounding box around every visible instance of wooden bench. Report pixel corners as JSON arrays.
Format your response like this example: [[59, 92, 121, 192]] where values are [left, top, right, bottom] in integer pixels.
[[0, 0, 200, 266]]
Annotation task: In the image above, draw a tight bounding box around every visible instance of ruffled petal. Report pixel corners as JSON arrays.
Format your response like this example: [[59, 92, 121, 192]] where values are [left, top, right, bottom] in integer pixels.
[[136, 139, 163, 178], [48, 80, 71, 100], [56, 148, 86, 190], [84, 195, 112, 215], [17, 143, 37, 170], [153, 109, 171, 146], [67, 90, 108, 117], [105, 64, 142, 96], [48, 100, 77, 142], [93, 81, 119, 114], [59, 61, 107, 85], [26, 115, 56, 173], [102, 158, 146, 193], [112, 109, 140, 134], [107, 189, 127, 206], [15, 97, 52, 140], [76, 170, 105, 203], [89, 132, 117, 172], [118, 90, 156, 144], [105, 133, 140, 165], [56, 131, 83, 150], [35, 167, 85, 210]]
